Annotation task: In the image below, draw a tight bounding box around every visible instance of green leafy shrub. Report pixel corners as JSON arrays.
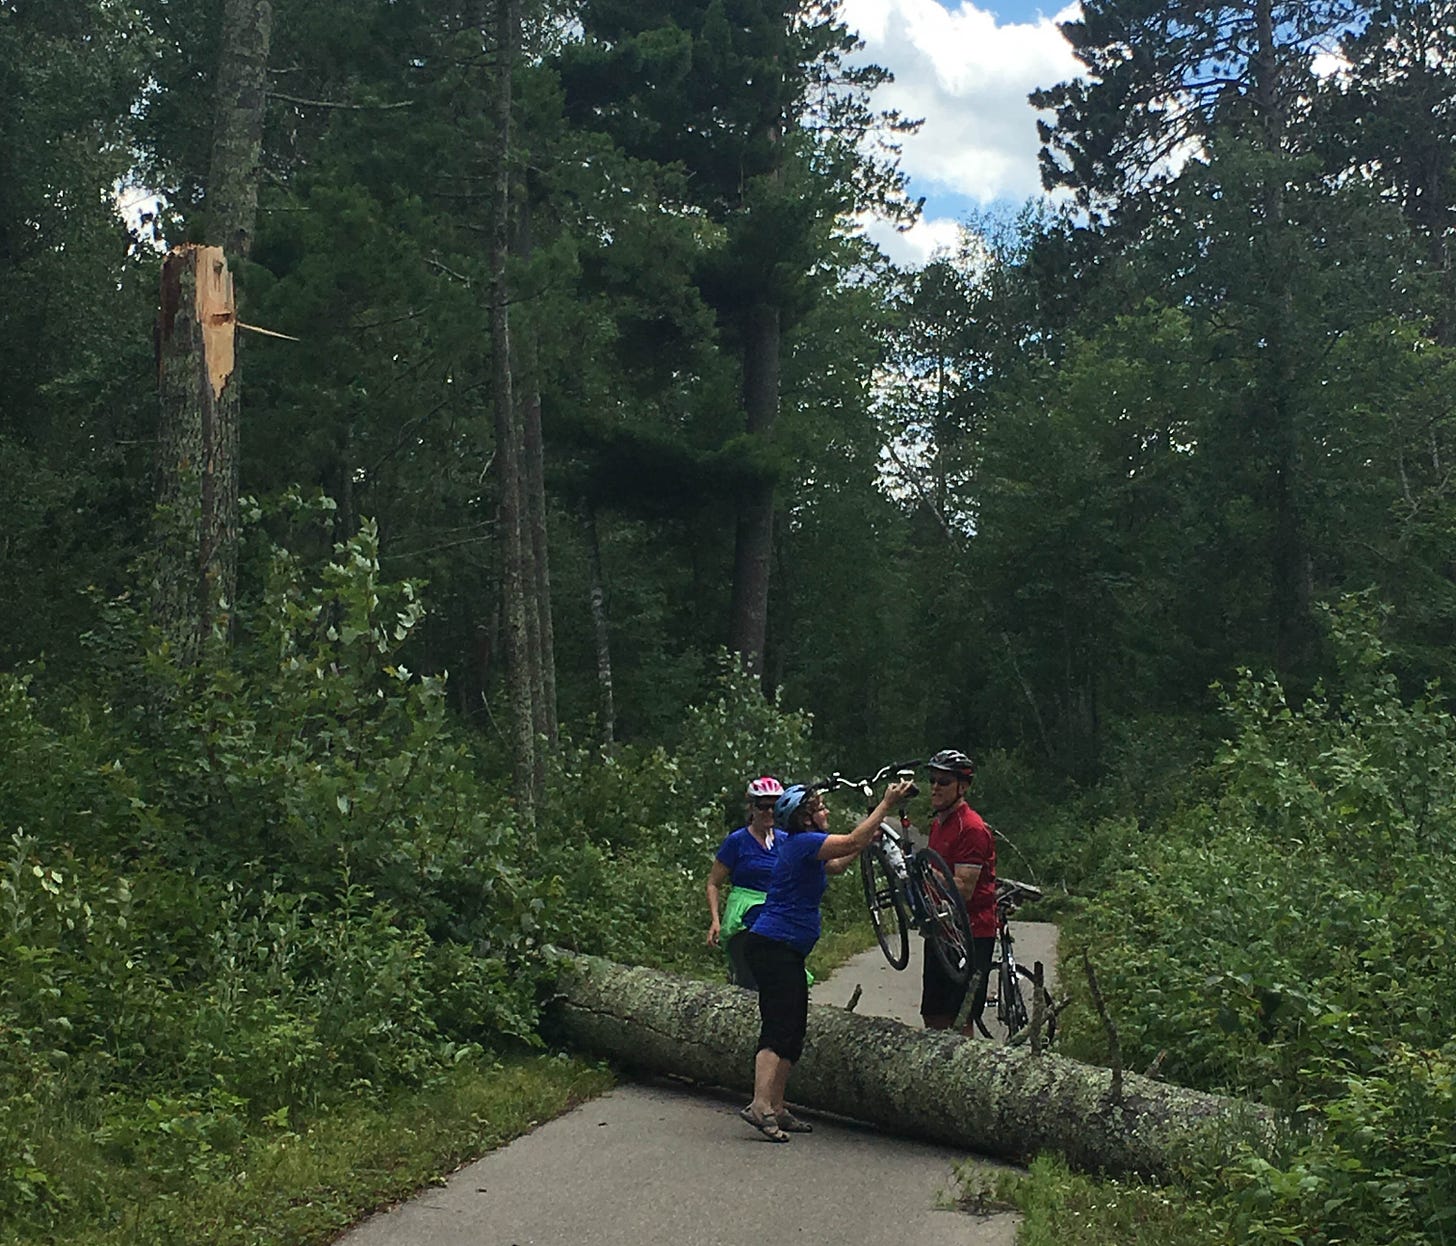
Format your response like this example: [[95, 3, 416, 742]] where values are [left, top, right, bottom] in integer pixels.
[[532, 655, 816, 977], [0, 508, 546, 1235], [0, 509, 835, 1238], [1052, 602, 1456, 1243]]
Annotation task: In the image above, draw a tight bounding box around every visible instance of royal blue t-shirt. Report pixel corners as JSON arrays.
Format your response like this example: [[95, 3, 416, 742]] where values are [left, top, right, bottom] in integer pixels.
[[747, 830, 829, 956], [714, 826, 777, 892]]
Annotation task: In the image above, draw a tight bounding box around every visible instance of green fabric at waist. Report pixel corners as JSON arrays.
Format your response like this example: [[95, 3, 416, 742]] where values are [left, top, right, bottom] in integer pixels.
[[721, 885, 767, 945]]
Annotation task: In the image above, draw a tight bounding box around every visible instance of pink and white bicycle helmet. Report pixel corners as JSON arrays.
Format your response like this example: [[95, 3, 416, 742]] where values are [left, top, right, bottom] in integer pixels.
[[746, 776, 785, 799]]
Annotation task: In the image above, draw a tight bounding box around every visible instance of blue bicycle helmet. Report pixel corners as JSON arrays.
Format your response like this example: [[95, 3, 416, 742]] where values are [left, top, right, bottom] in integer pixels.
[[774, 784, 813, 830]]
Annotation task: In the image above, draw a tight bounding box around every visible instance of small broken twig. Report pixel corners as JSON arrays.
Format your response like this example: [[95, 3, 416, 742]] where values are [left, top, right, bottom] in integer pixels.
[[953, 967, 986, 1034], [1030, 961, 1047, 1055], [1082, 948, 1122, 1104]]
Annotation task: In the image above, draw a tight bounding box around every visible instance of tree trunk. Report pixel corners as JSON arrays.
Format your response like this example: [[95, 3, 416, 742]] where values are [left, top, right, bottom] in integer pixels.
[[727, 301, 780, 674], [154, 246, 240, 666], [208, 0, 273, 259], [544, 952, 1281, 1182], [582, 502, 615, 749], [522, 371, 556, 777], [152, 0, 270, 664], [518, 365, 551, 801], [514, 202, 558, 751], [1251, 0, 1314, 683], [488, 0, 536, 820]]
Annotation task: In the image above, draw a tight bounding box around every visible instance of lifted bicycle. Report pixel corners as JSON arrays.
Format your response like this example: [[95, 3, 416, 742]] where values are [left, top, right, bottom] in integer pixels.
[[817, 762, 975, 987]]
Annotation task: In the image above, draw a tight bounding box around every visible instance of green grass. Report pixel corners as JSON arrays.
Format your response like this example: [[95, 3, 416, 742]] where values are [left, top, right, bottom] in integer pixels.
[[7, 1054, 615, 1246], [981, 1155, 1225, 1246], [808, 905, 880, 981]]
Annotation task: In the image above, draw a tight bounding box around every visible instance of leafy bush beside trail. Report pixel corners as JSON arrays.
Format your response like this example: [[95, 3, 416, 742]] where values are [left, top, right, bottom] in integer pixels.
[[1040, 605, 1456, 1244], [0, 514, 815, 1238]]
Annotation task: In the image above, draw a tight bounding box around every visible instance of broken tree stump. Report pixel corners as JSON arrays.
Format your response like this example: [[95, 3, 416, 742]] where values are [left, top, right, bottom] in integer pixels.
[[543, 950, 1280, 1180]]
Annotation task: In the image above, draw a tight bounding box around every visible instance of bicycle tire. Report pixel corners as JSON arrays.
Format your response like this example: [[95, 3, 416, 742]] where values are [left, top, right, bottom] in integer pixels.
[[971, 947, 1007, 1039], [990, 961, 1057, 1044], [909, 848, 974, 986], [860, 842, 910, 971]]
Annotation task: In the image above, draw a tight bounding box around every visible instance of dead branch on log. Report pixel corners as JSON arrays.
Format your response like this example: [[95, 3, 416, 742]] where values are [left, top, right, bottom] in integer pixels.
[[1083, 948, 1122, 1104], [953, 967, 986, 1033], [1031, 961, 1046, 1054], [1007, 960, 1049, 1053]]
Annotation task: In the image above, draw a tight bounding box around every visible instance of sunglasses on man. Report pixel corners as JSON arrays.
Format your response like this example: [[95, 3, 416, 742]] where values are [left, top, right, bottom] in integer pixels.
[[927, 773, 961, 787], [753, 799, 777, 811]]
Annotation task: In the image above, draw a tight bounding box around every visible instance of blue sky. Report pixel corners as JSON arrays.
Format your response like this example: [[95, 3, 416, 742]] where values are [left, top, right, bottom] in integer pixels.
[[841, 0, 1085, 266]]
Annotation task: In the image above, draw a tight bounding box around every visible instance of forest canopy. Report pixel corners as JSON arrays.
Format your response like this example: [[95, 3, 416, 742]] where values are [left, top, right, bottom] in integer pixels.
[[3, 1, 1456, 1242]]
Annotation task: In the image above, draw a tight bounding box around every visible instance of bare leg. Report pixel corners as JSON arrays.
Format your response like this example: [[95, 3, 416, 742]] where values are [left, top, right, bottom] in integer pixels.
[[752, 1048, 785, 1117], [766, 1053, 794, 1116]]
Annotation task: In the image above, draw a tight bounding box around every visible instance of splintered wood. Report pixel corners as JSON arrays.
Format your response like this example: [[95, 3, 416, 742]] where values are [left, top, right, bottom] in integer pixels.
[[159, 245, 236, 400]]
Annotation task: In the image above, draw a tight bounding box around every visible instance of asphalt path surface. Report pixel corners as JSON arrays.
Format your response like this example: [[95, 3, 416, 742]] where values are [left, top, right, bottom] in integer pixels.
[[337, 922, 1059, 1246]]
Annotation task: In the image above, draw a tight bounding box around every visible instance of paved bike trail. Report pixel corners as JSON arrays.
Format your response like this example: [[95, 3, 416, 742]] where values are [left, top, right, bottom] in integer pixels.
[[335, 924, 1059, 1246], [812, 921, 1061, 1036]]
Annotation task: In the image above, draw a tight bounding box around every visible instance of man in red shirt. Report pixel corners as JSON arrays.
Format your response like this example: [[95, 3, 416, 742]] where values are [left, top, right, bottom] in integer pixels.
[[920, 748, 997, 1034]]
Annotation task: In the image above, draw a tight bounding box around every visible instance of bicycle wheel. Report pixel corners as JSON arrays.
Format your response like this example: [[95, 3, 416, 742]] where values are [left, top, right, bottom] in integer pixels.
[[909, 848, 973, 986], [1002, 959, 1030, 1038], [860, 842, 910, 971], [1015, 964, 1058, 1044]]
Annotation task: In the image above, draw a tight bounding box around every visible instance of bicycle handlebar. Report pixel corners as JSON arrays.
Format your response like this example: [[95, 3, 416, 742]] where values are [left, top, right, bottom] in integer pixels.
[[995, 877, 1043, 910], [812, 760, 922, 801]]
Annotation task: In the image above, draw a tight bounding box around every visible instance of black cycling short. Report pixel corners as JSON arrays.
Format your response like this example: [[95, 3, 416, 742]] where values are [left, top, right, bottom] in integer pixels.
[[741, 931, 809, 1063], [921, 935, 994, 1023]]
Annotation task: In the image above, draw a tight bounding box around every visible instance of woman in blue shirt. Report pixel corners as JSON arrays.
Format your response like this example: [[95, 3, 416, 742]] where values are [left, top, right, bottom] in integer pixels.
[[705, 776, 784, 988], [738, 777, 914, 1142]]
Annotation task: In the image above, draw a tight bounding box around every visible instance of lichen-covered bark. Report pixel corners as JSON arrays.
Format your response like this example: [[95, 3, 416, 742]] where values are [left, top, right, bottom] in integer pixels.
[[543, 951, 1280, 1181]]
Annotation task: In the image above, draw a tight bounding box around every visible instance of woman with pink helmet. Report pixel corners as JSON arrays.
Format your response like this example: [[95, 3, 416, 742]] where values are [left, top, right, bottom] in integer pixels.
[[705, 776, 785, 989]]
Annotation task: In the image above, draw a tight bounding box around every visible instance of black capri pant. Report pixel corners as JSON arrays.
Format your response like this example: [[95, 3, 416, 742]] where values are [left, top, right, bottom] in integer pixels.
[[741, 931, 809, 1063], [921, 934, 995, 1023]]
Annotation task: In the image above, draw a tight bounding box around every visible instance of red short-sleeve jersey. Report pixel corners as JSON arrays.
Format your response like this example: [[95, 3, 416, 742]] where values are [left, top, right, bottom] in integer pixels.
[[927, 801, 997, 937]]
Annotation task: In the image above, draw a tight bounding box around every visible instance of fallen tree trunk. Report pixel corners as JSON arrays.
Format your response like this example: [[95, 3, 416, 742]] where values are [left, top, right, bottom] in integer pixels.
[[543, 951, 1280, 1181]]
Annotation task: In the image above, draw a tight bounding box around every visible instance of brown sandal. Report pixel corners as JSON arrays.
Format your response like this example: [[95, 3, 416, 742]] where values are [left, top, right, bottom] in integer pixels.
[[776, 1110, 813, 1133], [739, 1104, 790, 1143]]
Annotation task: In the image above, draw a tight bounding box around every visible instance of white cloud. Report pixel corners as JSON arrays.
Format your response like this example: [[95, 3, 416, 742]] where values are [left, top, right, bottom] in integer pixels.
[[859, 211, 966, 269], [842, 0, 1084, 265]]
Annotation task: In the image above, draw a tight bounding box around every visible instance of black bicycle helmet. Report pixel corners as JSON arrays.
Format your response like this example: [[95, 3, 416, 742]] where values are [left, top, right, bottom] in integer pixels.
[[926, 748, 975, 781]]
